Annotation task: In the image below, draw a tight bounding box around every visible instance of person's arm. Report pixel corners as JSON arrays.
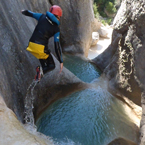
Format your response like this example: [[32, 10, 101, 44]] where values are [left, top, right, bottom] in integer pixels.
[[54, 32, 63, 73], [21, 10, 42, 21]]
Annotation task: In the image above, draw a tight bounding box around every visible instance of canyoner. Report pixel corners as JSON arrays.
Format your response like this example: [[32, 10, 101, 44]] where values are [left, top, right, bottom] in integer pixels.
[[21, 5, 63, 82]]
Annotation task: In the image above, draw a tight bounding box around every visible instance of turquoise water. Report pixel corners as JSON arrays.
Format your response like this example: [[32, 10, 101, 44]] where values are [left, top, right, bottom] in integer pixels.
[[63, 55, 101, 83], [36, 88, 138, 145], [36, 55, 138, 145]]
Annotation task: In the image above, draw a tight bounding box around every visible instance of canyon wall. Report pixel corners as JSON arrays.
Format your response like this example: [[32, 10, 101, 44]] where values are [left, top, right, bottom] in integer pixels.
[[0, 0, 93, 122], [92, 0, 145, 144]]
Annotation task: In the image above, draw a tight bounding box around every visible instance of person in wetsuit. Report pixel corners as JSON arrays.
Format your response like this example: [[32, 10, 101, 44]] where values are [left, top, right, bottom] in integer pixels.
[[21, 5, 63, 81]]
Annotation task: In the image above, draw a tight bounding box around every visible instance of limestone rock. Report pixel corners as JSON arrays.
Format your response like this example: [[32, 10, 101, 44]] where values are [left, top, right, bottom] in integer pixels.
[[92, 0, 144, 106], [0, 0, 89, 143], [97, 26, 109, 38], [91, 0, 145, 143], [92, 30, 122, 71], [0, 0, 88, 123], [50, 0, 94, 57], [91, 32, 99, 46]]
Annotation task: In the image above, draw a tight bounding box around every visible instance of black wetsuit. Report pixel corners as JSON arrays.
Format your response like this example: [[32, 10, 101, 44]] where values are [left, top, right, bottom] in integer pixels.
[[22, 10, 63, 74]]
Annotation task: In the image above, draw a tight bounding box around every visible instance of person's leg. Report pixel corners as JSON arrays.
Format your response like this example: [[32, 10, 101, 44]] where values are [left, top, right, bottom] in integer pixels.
[[35, 66, 41, 81], [39, 53, 55, 74]]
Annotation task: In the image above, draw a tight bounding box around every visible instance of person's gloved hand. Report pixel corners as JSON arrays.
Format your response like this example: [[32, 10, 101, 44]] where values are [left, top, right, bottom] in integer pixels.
[[21, 10, 29, 15]]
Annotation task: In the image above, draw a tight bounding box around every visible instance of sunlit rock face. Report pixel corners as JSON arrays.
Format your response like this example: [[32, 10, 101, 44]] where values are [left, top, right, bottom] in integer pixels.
[[92, 0, 144, 106], [92, 0, 145, 144], [50, 0, 94, 56]]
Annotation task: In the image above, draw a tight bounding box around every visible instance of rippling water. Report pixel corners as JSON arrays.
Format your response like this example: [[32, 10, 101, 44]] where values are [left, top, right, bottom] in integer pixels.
[[63, 55, 101, 83], [36, 87, 138, 145], [36, 55, 138, 145]]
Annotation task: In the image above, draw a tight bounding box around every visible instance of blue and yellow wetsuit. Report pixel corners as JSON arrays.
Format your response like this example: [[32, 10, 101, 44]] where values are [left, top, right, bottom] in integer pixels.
[[22, 10, 63, 73]]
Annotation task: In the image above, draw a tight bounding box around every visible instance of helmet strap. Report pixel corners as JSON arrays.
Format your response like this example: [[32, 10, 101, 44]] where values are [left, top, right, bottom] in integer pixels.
[[50, 7, 53, 13], [54, 15, 60, 20]]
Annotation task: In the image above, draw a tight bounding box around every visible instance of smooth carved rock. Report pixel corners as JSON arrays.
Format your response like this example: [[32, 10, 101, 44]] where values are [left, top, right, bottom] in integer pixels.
[[92, 0, 143, 106], [50, 0, 94, 57], [0, 0, 88, 123], [92, 0, 145, 144]]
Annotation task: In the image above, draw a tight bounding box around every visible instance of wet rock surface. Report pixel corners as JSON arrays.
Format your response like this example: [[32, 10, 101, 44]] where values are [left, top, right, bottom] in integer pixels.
[[108, 137, 137, 145]]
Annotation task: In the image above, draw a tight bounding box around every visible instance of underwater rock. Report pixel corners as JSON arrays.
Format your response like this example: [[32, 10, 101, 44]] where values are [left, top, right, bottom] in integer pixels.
[[108, 137, 137, 145]]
